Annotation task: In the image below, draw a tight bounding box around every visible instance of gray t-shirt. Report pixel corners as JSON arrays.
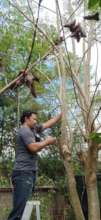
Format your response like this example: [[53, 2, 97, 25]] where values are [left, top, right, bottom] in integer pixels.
[[14, 125, 43, 171]]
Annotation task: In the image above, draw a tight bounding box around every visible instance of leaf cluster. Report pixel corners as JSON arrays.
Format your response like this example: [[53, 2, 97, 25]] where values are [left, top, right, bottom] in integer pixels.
[[88, 0, 101, 9], [89, 132, 101, 143]]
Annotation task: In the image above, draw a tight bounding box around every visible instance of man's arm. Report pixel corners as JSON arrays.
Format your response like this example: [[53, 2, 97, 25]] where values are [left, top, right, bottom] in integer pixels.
[[27, 136, 56, 153], [42, 112, 62, 129]]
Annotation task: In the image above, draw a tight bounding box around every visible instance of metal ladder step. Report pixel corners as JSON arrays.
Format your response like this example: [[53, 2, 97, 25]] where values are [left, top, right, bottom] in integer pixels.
[[21, 201, 41, 220]]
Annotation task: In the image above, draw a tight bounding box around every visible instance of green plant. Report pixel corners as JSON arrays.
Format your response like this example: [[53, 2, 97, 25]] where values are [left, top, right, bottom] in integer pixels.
[[88, 0, 101, 9], [0, 176, 9, 187]]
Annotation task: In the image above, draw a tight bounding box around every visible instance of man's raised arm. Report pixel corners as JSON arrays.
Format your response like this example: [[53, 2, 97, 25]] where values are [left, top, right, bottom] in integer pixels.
[[42, 112, 62, 129]]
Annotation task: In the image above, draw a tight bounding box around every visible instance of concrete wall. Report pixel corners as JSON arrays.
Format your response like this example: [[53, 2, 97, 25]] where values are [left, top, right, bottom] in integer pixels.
[[0, 189, 12, 220]]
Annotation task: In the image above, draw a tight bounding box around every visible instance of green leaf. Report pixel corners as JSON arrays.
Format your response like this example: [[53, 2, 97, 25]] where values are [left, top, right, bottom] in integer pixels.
[[88, 0, 99, 9], [89, 132, 101, 143]]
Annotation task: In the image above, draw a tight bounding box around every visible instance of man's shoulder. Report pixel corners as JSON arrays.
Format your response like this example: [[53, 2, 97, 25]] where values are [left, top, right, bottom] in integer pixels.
[[18, 127, 33, 135]]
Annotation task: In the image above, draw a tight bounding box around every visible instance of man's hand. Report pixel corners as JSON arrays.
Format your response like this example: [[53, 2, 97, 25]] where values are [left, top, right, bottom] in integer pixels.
[[45, 136, 57, 145], [27, 136, 57, 153]]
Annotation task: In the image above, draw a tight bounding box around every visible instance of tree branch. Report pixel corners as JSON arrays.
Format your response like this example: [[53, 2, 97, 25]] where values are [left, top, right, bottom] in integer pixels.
[[0, 48, 52, 96]]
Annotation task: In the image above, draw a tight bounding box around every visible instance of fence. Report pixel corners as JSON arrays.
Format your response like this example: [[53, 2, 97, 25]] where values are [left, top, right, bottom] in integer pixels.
[[0, 186, 67, 220], [0, 175, 101, 220]]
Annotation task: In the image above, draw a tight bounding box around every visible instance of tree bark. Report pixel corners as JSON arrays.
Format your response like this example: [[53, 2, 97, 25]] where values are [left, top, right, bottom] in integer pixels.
[[85, 145, 100, 220], [64, 158, 85, 220]]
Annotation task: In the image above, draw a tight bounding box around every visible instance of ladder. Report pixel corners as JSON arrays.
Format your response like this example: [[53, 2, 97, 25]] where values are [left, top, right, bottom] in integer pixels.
[[21, 201, 41, 220]]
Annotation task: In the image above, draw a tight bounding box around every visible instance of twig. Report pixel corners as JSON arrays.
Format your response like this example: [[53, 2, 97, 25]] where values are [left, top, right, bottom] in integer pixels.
[[33, 0, 56, 14], [27, 0, 35, 22]]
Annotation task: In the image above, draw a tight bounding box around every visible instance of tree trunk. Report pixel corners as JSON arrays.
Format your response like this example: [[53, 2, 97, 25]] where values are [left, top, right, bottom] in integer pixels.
[[56, 47, 85, 220], [87, 182, 100, 220], [57, 51, 85, 220], [85, 146, 100, 220], [55, 1, 100, 220], [64, 157, 85, 220]]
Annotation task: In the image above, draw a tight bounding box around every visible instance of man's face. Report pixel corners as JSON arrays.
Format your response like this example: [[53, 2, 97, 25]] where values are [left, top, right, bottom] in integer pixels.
[[26, 113, 37, 128]]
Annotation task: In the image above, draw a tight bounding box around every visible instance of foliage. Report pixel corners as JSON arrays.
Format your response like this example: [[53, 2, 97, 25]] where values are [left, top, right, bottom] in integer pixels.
[[37, 174, 55, 186], [88, 0, 101, 9], [0, 207, 10, 220], [38, 152, 66, 192], [89, 132, 101, 143], [0, 176, 9, 187]]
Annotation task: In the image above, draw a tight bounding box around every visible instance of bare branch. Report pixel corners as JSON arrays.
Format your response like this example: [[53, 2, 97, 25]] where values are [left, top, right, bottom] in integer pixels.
[[27, 0, 35, 22], [33, 0, 56, 14], [0, 48, 52, 95], [91, 106, 101, 131], [25, 0, 42, 70], [87, 77, 101, 123], [0, 73, 23, 96], [34, 66, 61, 101], [70, 109, 87, 140], [28, 47, 53, 71]]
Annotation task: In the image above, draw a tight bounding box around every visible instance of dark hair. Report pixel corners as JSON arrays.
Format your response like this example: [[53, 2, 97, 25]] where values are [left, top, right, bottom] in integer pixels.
[[20, 110, 37, 124]]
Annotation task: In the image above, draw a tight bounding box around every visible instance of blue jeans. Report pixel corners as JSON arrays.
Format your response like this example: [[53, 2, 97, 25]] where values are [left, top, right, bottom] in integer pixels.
[[7, 170, 36, 220]]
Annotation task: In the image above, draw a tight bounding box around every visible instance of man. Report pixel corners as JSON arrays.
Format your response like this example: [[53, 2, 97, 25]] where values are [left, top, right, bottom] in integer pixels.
[[7, 110, 62, 220]]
